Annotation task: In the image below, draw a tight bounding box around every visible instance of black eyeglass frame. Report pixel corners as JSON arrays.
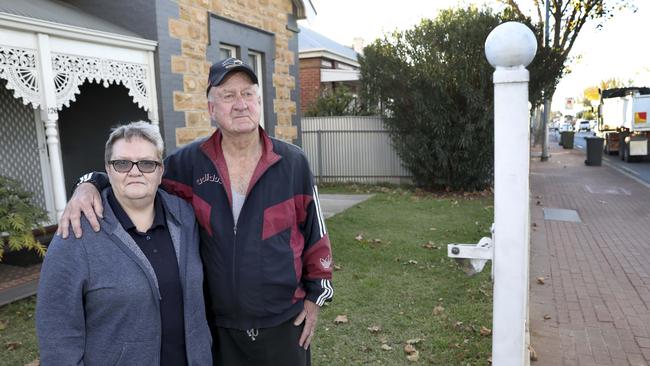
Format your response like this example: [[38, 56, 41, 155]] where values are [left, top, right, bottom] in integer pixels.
[[108, 160, 161, 173]]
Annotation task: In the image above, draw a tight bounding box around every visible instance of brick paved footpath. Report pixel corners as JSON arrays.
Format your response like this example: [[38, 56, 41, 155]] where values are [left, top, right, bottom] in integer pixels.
[[530, 141, 650, 366]]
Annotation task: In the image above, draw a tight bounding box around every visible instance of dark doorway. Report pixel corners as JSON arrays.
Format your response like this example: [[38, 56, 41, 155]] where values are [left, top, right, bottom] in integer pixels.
[[58, 81, 149, 197]]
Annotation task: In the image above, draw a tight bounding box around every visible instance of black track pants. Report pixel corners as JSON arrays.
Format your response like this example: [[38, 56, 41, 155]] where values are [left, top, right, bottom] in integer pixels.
[[213, 318, 311, 366]]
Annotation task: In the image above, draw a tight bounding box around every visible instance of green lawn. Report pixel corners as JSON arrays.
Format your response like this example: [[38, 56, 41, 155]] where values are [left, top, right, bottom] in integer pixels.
[[0, 187, 494, 365], [312, 188, 494, 365], [0, 296, 38, 366]]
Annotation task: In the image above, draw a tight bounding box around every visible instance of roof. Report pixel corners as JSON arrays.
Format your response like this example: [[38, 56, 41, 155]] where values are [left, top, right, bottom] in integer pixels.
[[298, 25, 358, 64], [602, 87, 650, 99], [0, 0, 144, 38]]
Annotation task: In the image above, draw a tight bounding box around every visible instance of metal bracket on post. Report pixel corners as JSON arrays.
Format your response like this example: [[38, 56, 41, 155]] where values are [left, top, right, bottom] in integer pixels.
[[447, 224, 494, 278]]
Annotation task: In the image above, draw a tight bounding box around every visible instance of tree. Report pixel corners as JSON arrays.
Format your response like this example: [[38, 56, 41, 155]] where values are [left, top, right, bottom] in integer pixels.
[[0, 176, 47, 261], [304, 85, 369, 117], [360, 6, 504, 191], [503, 0, 636, 107]]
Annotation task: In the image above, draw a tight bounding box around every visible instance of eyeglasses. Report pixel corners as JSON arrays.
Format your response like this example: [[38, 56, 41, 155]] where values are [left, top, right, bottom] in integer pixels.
[[109, 160, 161, 173]]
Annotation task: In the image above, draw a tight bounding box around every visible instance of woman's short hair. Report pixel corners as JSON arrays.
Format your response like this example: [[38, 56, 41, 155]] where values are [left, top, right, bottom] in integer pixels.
[[104, 121, 164, 163]]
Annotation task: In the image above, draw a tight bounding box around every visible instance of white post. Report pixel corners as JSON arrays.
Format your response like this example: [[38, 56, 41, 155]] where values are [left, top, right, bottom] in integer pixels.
[[485, 22, 537, 366], [36, 33, 67, 220], [146, 50, 160, 128]]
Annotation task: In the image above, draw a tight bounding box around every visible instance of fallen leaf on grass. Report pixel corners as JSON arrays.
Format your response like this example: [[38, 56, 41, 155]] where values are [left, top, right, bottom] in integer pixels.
[[404, 344, 419, 362], [367, 325, 381, 333], [406, 338, 423, 345], [529, 345, 538, 361], [421, 241, 440, 250], [24, 360, 39, 366], [406, 351, 419, 362], [480, 326, 492, 336], [543, 314, 551, 320], [5, 341, 22, 351], [536, 277, 545, 285], [373, 238, 382, 243], [354, 234, 364, 241], [381, 344, 393, 351], [432, 305, 445, 316], [404, 343, 417, 354], [0, 319, 7, 331], [333, 264, 342, 271], [334, 315, 349, 324], [407, 259, 418, 265]]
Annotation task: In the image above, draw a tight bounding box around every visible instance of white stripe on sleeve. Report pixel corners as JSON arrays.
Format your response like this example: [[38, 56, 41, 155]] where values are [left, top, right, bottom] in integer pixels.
[[315, 279, 334, 306], [312, 185, 327, 237]]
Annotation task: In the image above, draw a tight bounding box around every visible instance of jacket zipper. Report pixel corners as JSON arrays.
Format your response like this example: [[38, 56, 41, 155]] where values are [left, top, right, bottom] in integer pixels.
[[231, 214, 239, 319]]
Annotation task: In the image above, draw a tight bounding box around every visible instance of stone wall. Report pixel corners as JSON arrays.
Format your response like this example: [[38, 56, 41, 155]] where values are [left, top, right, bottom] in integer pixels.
[[169, 0, 299, 145]]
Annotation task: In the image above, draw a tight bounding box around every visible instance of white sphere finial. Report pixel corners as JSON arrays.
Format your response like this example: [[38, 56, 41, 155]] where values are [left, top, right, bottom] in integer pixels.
[[485, 22, 537, 68]]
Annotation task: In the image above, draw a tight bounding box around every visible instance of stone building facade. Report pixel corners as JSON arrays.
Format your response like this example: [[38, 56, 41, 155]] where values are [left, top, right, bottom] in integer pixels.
[[64, 0, 306, 151]]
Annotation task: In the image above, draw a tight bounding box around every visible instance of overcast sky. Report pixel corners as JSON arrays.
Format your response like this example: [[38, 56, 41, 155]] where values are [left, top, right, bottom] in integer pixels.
[[298, 0, 649, 112]]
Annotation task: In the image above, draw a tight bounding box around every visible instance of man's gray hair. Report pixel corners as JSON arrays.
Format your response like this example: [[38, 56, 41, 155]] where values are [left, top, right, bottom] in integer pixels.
[[104, 121, 164, 163]]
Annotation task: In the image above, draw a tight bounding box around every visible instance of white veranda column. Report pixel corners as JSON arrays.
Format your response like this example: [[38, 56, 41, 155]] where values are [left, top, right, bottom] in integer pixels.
[[36, 34, 67, 219], [146, 50, 159, 128], [485, 22, 537, 366]]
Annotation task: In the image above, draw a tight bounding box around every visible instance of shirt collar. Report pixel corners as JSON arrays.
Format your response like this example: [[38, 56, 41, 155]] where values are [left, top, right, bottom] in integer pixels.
[[107, 188, 166, 233]]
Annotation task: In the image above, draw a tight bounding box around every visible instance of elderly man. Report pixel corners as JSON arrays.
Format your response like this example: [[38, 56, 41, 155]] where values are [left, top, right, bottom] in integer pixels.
[[58, 58, 333, 365], [38, 121, 212, 365]]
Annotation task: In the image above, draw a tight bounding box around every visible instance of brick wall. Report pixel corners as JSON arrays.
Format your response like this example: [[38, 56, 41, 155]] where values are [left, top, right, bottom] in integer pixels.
[[299, 57, 322, 114], [169, 0, 300, 145]]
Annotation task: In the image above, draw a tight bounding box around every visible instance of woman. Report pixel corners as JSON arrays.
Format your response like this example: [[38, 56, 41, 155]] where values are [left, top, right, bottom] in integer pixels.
[[36, 122, 212, 365]]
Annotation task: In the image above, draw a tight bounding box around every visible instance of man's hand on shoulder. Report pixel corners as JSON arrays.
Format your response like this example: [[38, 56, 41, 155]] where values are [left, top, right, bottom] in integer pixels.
[[56, 183, 103, 239], [294, 299, 320, 350]]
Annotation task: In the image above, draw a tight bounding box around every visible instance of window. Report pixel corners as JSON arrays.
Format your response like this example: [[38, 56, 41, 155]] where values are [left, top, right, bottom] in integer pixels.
[[219, 44, 237, 60], [248, 51, 265, 129]]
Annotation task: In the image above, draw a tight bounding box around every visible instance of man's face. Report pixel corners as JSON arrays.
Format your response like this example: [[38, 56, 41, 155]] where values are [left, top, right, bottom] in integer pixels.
[[208, 72, 261, 135], [106, 137, 163, 205]]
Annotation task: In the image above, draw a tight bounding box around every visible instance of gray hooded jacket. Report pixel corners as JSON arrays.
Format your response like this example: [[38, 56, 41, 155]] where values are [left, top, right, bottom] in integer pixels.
[[36, 188, 212, 365]]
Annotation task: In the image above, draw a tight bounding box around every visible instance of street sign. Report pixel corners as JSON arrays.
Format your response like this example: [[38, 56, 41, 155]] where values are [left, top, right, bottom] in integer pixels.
[[565, 97, 574, 109]]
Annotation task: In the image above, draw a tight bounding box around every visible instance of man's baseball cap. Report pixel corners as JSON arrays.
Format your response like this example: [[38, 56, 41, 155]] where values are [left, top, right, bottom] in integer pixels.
[[206, 57, 258, 96]]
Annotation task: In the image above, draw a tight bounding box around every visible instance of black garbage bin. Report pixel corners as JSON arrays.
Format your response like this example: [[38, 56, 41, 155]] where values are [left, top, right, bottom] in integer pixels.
[[560, 131, 575, 149], [585, 136, 604, 166]]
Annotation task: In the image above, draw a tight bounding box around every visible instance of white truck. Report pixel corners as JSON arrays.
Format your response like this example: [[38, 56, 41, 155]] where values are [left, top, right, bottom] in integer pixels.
[[598, 87, 650, 162]]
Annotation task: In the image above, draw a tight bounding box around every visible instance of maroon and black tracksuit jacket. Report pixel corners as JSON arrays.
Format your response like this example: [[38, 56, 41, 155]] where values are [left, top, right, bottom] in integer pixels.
[[162, 128, 333, 330]]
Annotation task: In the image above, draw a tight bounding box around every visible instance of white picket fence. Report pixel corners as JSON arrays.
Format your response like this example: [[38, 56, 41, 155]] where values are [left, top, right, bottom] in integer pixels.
[[300, 116, 411, 184]]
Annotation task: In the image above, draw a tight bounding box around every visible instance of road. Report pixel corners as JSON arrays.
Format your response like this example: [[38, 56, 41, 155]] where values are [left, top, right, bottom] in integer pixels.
[[554, 130, 650, 187]]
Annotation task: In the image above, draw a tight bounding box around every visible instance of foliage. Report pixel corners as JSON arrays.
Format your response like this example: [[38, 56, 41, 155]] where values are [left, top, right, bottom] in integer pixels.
[[596, 77, 634, 92], [304, 85, 370, 117], [359, 6, 504, 191], [503, 0, 637, 107], [0, 176, 47, 261], [576, 109, 596, 120]]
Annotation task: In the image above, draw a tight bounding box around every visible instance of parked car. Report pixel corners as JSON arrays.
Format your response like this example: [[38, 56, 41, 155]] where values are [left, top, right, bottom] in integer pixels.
[[559, 122, 574, 132], [578, 120, 592, 132], [550, 120, 560, 131]]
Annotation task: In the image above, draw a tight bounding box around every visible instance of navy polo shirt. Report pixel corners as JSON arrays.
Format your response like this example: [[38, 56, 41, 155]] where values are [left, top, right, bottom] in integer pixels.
[[107, 189, 187, 366]]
